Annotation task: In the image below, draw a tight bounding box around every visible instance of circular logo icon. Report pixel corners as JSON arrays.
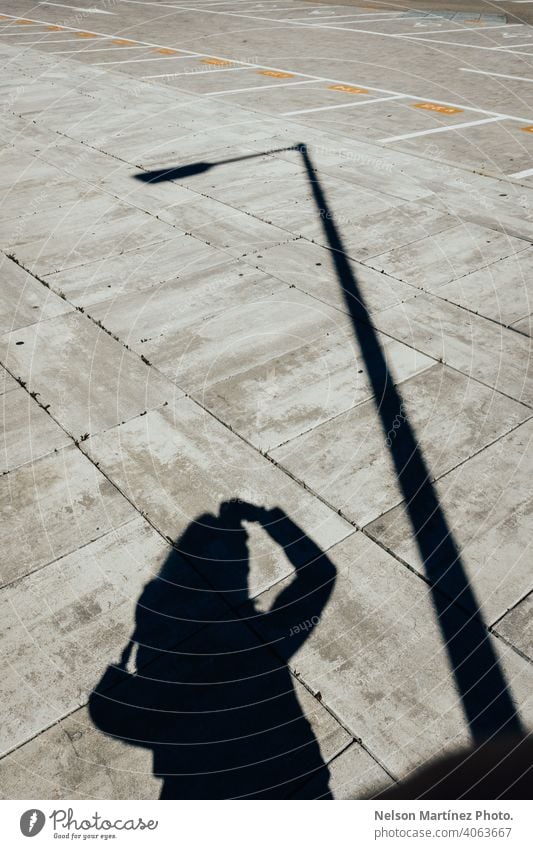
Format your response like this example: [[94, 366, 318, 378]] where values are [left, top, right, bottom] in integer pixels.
[[20, 810, 46, 837]]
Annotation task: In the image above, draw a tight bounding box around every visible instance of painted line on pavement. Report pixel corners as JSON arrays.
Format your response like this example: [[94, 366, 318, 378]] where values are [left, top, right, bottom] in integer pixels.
[[283, 94, 406, 116], [143, 65, 251, 78], [380, 115, 505, 143], [460, 68, 533, 84], [206, 78, 319, 95]]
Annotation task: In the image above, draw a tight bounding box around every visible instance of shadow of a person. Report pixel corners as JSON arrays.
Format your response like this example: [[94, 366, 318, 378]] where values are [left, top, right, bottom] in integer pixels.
[[89, 501, 337, 799]]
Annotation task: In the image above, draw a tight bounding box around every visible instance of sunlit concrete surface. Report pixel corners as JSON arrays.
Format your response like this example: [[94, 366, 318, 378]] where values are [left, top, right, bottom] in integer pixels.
[[0, 0, 532, 799]]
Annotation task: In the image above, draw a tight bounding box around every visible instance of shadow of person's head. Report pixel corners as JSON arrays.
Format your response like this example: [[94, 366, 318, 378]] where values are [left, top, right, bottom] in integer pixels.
[[172, 499, 274, 602]]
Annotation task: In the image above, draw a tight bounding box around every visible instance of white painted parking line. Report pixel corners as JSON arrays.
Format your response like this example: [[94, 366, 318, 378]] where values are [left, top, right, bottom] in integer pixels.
[[206, 78, 320, 95], [1, 11, 533, 125], [492, 41, 533, 49], [407, 23, 523, 36], [283, 94, 406, 116], [380, 115, 504, 144], [460, 68, 533, 84], [94, 54, 192, 64], [510, 166, 533, 178], [51, 45, 147, 53], [3, 37, 108, 44], [39, 2, 116, 12], [143, 65, 251, 78]]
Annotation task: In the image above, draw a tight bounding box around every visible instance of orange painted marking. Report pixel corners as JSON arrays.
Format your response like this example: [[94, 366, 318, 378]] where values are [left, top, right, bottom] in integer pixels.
[[76, 31, 97, 38], [521, 126, 533, 133], [328, 84, 368, 95], [414, 102, 463, 115], [113, 38, 136, 45], [258, 70, 294, 78], [47, 25, 64, 31], [16, 19, 34, 25], [201, 57, 233, 66], [156, 47, 177, 54]]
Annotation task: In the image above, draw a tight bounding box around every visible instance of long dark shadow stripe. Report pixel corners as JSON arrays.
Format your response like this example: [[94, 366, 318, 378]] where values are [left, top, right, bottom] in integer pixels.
[[297, 143, 522, 742], [135, 142, 523, 742]]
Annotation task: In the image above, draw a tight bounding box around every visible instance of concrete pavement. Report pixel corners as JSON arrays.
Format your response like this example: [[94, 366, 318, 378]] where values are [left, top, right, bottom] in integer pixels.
[[0, 0, 533, 799]]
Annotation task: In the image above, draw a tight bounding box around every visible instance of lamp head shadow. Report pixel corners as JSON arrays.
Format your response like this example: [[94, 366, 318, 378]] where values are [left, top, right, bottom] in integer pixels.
[[133, 145, 306, 185]]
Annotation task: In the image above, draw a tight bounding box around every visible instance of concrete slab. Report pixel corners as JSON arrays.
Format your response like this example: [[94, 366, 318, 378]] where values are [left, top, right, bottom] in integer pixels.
[[0, 253, 71, 333], [0, 387, 71, 474], [87, 262, 289, 381], [270, 363, 529, 526], [250, 238, 416, 315], [215, 80, 390, 110], [201, 324, 433, 451], [26, 137, 138, 186], [391, 119, 533, 179], [0, 148, 69, 191], [365, 223, 530, 291], [249, 177, 409, 245], [136, 125, 296, 172], [0, 175, 104, 223], [152, 286, 365, 391], [318, 199, 456, 261], [0, 312, 176, 440], [98, 169, 198, 224], [43, 234, 228, 307], [0, 444, 135, 587], [94, 118, 259, 169], [1, 0, 533, 799], [185, 153, 308, 205], [83, 397, 353, 598], [367, 418, 533, 624], [248, 530, 533, 776], [373, 291, 533, 405]]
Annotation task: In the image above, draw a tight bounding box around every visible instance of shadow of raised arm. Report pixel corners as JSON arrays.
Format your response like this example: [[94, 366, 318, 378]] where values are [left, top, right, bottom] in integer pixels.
[[253, 506, 337, 661]]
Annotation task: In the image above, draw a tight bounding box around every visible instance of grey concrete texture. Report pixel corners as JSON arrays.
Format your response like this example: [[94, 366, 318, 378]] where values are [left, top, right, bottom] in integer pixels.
[[0, 311, 178, 440], [0, 0, 532, 799], [270, 363, 530, 526]]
